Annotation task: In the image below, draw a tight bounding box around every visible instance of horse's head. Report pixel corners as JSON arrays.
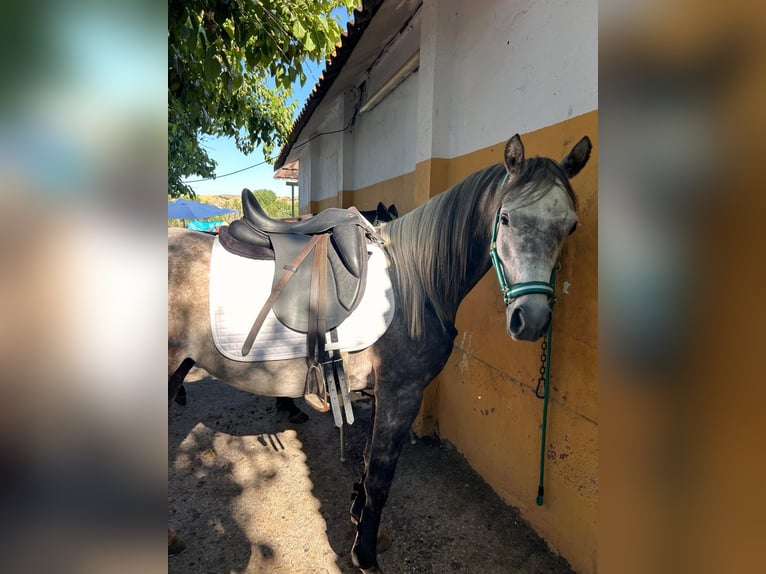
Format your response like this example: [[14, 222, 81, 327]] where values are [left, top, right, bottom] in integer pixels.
[[492, 134, 591, 341]]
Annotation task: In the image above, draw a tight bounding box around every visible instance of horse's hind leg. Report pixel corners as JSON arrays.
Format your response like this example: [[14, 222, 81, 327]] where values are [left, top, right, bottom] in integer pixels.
[[169, 358, 195, 408], [351, 390, 423, 571], [350, 396, 375, 525], [174, 384, 187, 406], [275, 396, 309, 423]]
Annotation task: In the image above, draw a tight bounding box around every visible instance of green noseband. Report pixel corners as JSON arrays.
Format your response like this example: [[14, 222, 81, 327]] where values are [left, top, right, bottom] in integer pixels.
[[489, 209, 556, 306]]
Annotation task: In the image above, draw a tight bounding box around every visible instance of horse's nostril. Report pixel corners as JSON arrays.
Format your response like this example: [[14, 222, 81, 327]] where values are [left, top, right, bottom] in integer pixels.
[[510, 307, 525, 334]]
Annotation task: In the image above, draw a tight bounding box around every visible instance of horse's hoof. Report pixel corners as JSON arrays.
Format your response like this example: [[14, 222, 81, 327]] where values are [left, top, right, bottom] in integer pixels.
[[168, 528, 186, 555], [275, 398, 309, 423], [352, 556, 382, 573], [351, 539, 376, 572], [352, 530, 390, 572], [288, 410, 309, 424], [376, 529, 393, 554]]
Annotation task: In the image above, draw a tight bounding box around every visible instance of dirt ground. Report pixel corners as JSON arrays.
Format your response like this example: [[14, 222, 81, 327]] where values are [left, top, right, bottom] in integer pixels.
[[168, 368, 574, 573]]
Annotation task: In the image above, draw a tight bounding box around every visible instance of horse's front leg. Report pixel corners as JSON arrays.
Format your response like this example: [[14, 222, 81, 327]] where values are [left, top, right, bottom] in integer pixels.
[[351, 388, 422, 572]]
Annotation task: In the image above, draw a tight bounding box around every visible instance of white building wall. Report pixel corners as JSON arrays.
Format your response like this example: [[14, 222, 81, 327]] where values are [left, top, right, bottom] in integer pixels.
[[297, 147, 311, 212], [351, 71, 418, 191], [416, 0, 457, 162], [438, 0, 598, 158], [305, 96, 345, 203], [315, 131, 343, 200]]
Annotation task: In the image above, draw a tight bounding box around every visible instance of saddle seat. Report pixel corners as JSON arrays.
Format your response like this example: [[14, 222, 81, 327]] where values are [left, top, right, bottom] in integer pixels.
[[227, 189, 371, 336], [241, 188, 361, 236]]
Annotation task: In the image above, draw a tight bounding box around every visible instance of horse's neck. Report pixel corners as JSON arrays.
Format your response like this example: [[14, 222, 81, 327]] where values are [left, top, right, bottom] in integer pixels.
[[454, 206, 495, 308], [381, 167, 502, 339], [423, 179, 499, 318]]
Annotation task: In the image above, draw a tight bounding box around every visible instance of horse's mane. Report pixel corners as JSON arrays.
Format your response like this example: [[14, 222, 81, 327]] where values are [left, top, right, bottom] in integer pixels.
[[381, 157, 576, 340], [381, 164, 505, 340]]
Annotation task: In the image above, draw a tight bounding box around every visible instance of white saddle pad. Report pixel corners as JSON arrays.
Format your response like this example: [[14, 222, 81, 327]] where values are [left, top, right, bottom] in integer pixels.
[[209, 237, 395, 362]]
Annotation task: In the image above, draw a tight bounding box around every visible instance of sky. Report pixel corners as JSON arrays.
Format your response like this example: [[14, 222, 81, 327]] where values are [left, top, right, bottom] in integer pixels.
[[185, 7, 355, 198], [184, 133, 295, 197]]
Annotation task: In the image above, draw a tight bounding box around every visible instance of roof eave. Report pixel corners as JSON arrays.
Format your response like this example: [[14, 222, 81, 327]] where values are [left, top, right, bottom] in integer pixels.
[[273, 0, 384, 170]]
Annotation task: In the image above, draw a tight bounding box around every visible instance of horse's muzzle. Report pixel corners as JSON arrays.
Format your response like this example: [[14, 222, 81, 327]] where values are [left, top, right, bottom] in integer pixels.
[[507, 297, 551, 341]]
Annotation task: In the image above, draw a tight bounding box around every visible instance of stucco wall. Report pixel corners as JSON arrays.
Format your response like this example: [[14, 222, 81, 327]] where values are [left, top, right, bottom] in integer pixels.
[[415, 0, 597, 162], [315, 132, 343, 201], [297, 148, 311, 213], [441, 0, 597, 158], [351, 71, 418, 192]]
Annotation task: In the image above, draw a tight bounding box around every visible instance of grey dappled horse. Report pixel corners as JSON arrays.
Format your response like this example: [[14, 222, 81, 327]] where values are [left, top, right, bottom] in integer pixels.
[[168, 133, 591, 572]]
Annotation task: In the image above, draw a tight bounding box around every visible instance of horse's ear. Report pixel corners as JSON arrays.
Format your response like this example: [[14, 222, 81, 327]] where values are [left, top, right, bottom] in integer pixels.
[[504, 134, 525, 176], [560, 136, 592, 178]]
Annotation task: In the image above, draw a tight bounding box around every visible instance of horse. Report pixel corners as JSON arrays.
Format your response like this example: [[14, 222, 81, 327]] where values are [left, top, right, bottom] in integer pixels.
[[168, 132, 591, 572]]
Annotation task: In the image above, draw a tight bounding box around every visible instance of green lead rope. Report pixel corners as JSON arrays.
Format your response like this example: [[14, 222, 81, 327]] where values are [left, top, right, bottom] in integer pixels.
[[536, 266, 557, 506]]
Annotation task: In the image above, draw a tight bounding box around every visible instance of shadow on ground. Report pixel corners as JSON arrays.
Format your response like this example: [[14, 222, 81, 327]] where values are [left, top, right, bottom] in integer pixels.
[[168, 370, 574, 573]]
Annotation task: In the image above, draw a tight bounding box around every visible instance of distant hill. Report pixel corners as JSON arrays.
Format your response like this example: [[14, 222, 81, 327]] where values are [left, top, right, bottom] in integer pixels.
[[169, 190, 298, 227]]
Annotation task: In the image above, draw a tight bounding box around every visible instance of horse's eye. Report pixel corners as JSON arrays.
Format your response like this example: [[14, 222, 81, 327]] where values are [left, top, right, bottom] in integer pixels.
[[500, 213, 509, 226], [568, 221, 578, 235]]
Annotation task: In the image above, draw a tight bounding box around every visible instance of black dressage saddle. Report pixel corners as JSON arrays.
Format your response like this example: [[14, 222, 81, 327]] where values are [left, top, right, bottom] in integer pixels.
[[227, 189, 370, 340]]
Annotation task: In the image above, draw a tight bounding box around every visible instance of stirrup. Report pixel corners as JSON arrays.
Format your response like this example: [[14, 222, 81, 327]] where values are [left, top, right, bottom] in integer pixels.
[[304, 362, 330, 412]]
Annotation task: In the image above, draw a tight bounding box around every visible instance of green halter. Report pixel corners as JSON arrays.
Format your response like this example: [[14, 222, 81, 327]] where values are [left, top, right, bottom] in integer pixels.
[[489, 208, 555, 305]]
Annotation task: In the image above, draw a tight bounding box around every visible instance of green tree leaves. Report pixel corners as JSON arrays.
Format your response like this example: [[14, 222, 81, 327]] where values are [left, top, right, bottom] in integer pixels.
[[293, 19, 307, 40], [168, 0, 359, 198]]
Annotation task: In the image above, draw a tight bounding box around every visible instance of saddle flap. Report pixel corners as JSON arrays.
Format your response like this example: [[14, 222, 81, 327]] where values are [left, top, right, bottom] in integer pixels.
[[269, 233, 367, 333], [328, 248, 366, 311]]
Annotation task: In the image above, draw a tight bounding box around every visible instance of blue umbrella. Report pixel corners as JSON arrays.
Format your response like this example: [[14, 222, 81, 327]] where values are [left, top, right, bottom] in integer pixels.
[[168, 198, 238, 220]]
